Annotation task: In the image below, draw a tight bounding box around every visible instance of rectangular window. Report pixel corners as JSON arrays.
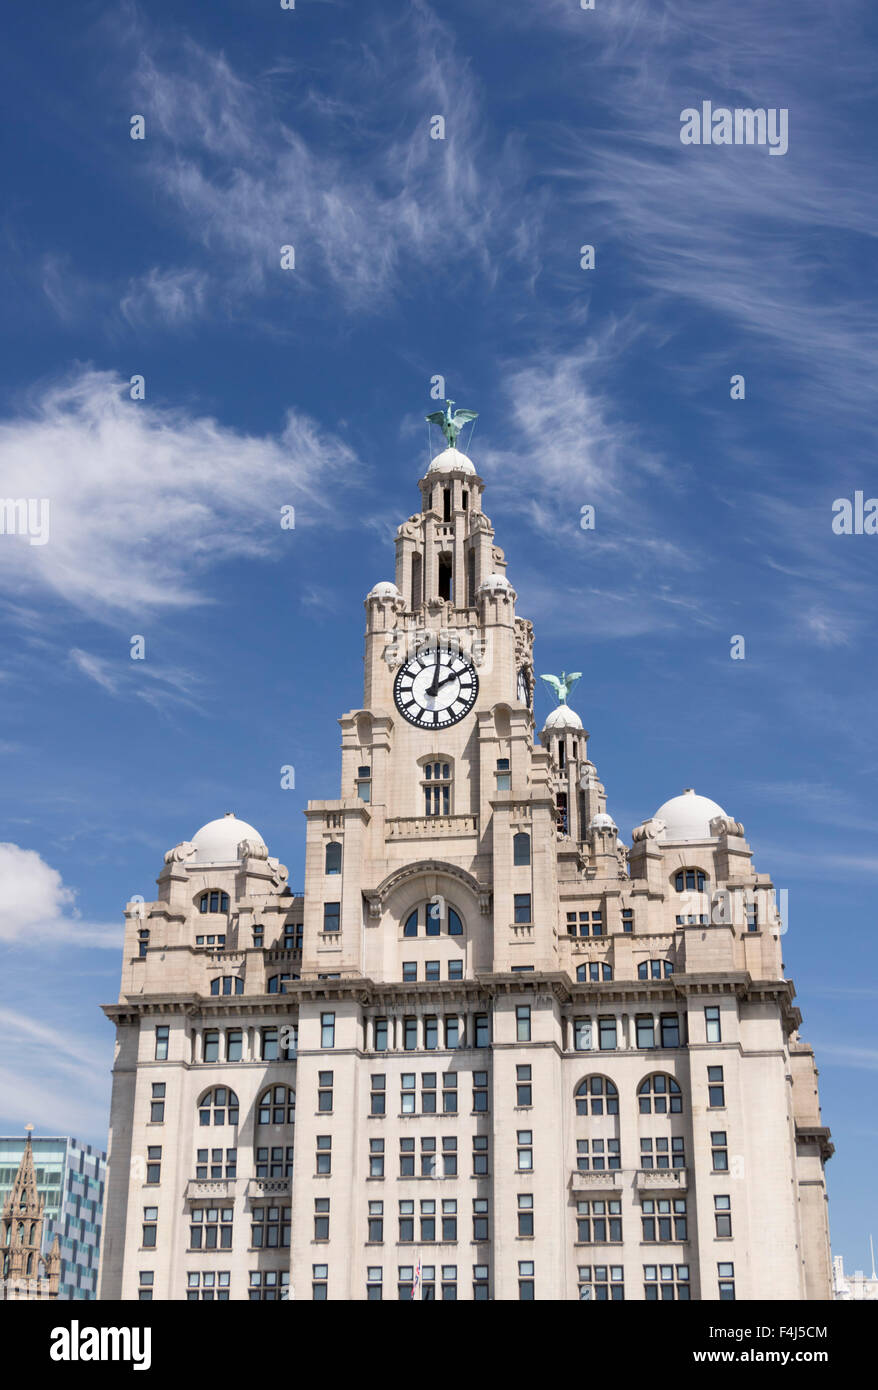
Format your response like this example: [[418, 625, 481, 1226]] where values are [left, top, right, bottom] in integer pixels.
[[708, 1065, 725, 1107], [203, 1030, 219, 1063], [598, 1017, 617, 1051], [472, 1135, 489, 1176], [401, 1074, 416, 1115], [441, 1265, 457, 1301], [420, 1138, 437, 1179], [517, 1130, 533, 1171], [251, 1204, 290, 1248], [441, 1199, 457, 1242], [660, 1014, 681, 1048], [442, 1136, 458, 1176], [318, 1071, 333, 1112], [142, 1207, 157, 1247], [190, 1207, 234, 1251], [715, 1195, 732, 1238], [312, 1264, 328, 1300], [313, 1199, 330, 1242], [399, 1201, 414, 1243], [374, 1018, 388, 1051], [255, 1145, 293, 1178], [578, 1264, 624, 1301], [516, 1064, 532, 1106], [705, 1005, 721, 1043], [442, 1072, 458, 1113], [145, 1146, 162, 1184], [472, 1071, 488, 1112], [402, 961, 417, 982], [369, 1138, 385, 1178], [323, 902, 340, 932], [138, 1271, 154, 1301], [321, 1012, 336, 1048], [513, 894, 532, 924], [154, 1026, 169, 1061], [421, 1073, 437, 1113], [516, 1005, 531, 1041], [641, 1198, 687, 1243], [370, 1074, 386, 1116], [496, 758, 511, 792], [639, 1137, 685, 1170], [366, 1267, 383, 1301], [576, 1198, 623, 1244], [745, 900, 758, 932], [367, 1201, 384, 1244], [424, 1016, 439, 1051], [150, 1082, 165, 1123], [447, 959, 463, 981], [261, 1027, 279, 1062], [474, 1013, 490, 1047], [644, 1264, 690, 1301], [517, 1192, 534, 1238], [403, 1017, 418, 1051], [226, 1029, 243, 1062], [316, 1136, 332, 1175], [718, 1262, 736, 1300], [570, 1017, 592, 1051], [711, 1130, 729, 1172], [444, 1016, 460, 1049], [248, 1270, 288, 1301], [399, 1138, 415, 1177], [622, 908, 634, 933], [473, 1199, 489, 1243], [425, 960, 440, 982], [636, 1016, 655, 1049], [576, 1138, 620, 1172], [518, 1261, 535, 1300]]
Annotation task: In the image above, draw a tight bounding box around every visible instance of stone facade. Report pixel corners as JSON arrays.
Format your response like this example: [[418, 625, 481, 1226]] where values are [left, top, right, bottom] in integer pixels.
[[98, 442, 833, 1301]]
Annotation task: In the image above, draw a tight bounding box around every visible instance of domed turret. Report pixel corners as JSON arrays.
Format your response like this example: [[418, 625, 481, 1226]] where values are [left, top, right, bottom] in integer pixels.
[[652, 787, 727, 841], [542, 704, 583, 732], [368, 580, 402, 599], [427, 447, 476, 475], [190, 812, 266, 865]]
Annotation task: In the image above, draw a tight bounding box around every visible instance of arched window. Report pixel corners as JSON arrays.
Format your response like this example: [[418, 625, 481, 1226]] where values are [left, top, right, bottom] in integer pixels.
[[576, 963, 613, 982], [268, 974, 295, 993], [210, 976, 244, 995], [198, 1087, 239, 1127], [513, 832, 531, 867], [575, 1076, 619, 1116], [637, 960, 674, 980], [674, 869, 706, 893], [199, 890, 230, 914], [421, 759, 452, 817], [403, 903, 464, 936], [638, 1074, 683, 1115], [325, 842, 342, 875], [258, 1085, 296, 1126]]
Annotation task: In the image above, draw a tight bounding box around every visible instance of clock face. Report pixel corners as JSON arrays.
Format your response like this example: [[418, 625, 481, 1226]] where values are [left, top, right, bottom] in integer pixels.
[[393, 651, 479, 729], [517, 668, 529, 705]]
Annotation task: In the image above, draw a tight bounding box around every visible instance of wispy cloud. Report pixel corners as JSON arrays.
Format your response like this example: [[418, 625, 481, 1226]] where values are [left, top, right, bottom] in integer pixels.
[[0, 366, 363, 622]]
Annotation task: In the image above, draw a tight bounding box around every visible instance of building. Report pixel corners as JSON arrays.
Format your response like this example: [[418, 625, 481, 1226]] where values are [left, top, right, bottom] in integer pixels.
[[833, 1252, 878, 1300], [0, 1132, 106, 1299], [98, 417, 833, 1301], [1, 1128, 61, 1299]]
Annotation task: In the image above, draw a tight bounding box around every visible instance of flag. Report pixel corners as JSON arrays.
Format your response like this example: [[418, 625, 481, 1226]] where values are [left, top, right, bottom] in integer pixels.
[[411, 1260, 421, 1301]]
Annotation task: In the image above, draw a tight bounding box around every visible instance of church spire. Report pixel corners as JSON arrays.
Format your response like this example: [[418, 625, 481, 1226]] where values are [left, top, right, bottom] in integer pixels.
[[0, 1127, 61, 1299]]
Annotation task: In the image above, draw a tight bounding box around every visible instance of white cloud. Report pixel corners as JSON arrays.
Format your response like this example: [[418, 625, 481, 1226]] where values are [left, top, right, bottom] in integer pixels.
[[120, 266, 209, 326], [0, 842, 121, 948], [0, 366, 362, 621], [0, 1007, 112, 1140]]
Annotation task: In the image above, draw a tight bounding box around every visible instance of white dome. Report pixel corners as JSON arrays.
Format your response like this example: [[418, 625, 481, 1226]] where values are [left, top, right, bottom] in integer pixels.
[[427, 448, 476, 475], [191, 813, 266, 865], [368, 581, 402, 599], [652, 787, 727, 841], [479, 573, 512, 592], [543, 704, 583, 731], [590, 812, 617, 832]]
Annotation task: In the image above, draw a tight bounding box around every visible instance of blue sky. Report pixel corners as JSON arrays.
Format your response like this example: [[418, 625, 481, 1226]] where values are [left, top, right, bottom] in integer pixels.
[[1, 0, 877, 1272]]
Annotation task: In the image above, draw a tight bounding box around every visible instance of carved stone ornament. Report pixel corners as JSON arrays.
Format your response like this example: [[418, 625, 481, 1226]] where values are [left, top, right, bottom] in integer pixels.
[[164, 841, 196, 864], [709, 815, 745, 837], [397, 516, 421, 540], [631, 818, 667, 843], [238, 839, 269, 860]]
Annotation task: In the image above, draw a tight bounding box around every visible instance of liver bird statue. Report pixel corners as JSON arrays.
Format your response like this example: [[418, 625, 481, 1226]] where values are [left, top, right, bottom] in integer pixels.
[[540, 671, 582, 705], [426, 399, 478, 450]]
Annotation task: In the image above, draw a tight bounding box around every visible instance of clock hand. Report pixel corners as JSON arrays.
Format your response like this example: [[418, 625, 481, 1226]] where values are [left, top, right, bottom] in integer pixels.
[[434, 671, 460, 690], [427, 650, 443, 696]]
